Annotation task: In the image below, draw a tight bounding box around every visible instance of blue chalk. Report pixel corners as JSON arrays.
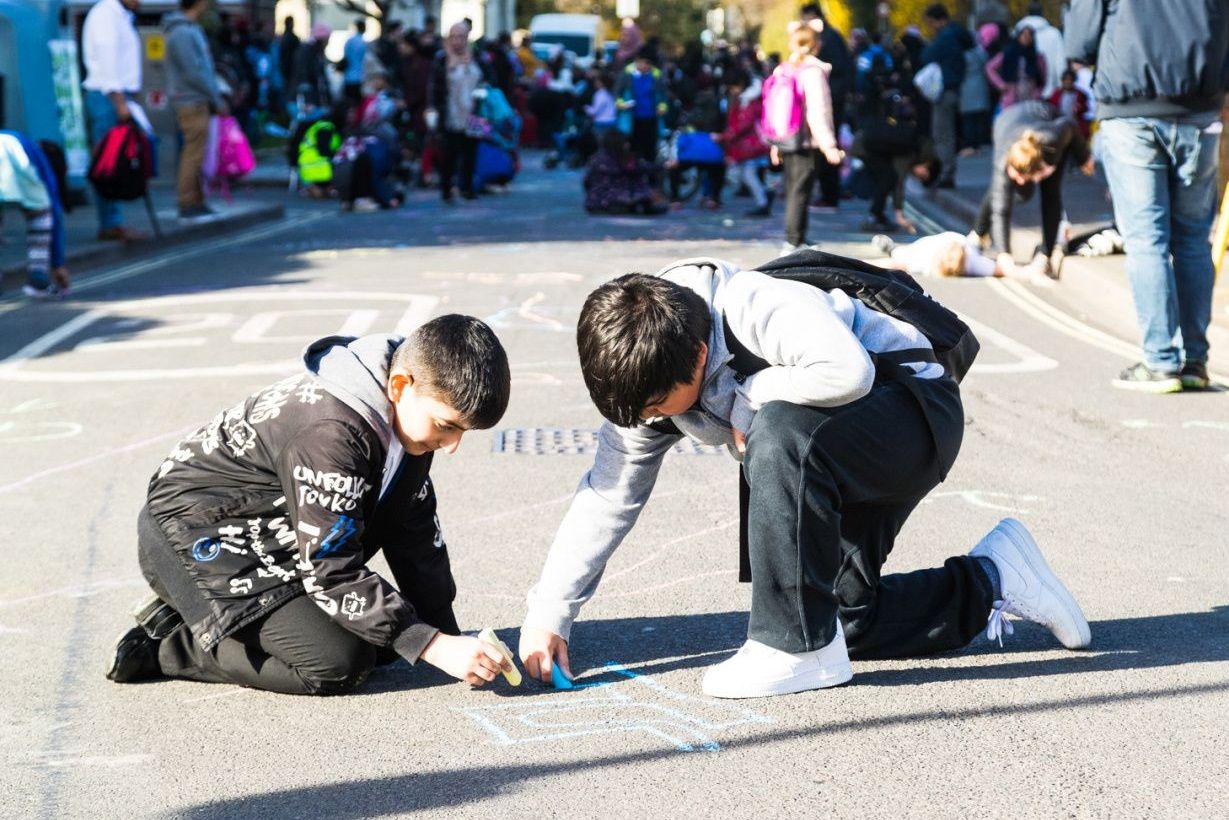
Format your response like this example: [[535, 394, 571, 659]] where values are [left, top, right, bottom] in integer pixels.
[[551, 662, 574, 690]]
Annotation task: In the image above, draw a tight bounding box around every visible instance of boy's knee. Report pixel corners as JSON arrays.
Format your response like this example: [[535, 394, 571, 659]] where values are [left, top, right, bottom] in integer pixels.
[[746, 402, 812, 464], [299, 643, 376, 696]]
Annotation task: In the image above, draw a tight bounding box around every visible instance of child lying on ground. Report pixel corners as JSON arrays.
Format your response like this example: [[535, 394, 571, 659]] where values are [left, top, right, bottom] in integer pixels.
[[870, 231, 1053, 284]]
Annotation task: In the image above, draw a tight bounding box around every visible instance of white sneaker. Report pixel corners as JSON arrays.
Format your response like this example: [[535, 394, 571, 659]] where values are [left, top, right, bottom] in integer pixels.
[[970, 518, 1091, 650], [702, 622, 853, 699], [779, 241, 806, 257]]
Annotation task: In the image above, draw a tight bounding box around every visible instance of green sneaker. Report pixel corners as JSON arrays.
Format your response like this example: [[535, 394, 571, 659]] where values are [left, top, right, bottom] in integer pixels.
[[1180, 361, 1210, 390], [1112, 362, 1182, 394]]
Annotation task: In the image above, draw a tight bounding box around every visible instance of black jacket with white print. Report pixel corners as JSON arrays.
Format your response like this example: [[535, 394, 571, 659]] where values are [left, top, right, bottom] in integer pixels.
[[144, 335, 457, 662]]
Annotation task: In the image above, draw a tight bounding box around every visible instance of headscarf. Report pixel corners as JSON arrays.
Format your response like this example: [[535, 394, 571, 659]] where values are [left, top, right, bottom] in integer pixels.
[[1000, 26, 1042, 84], [978, 23, 999, 49], [616, 20, 643, 62], [445, 22, 471, 66]]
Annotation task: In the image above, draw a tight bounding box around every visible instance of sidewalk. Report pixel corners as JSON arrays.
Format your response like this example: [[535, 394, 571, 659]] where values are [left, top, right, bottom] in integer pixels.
[[0, 179, 285, 296], [907, 149, 1229, 359]]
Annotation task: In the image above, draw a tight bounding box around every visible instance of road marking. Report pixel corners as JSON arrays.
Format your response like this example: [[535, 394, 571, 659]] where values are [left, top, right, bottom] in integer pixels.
[[0, 213, 325, 315], [919, 490, 1044, 514], [0, 291, 439, 382], [960, 315, 1058, 374], [989, 278, 1229, 384]]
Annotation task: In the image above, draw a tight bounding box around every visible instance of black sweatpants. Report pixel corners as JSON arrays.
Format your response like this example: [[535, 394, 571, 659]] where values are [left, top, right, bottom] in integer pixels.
[[782, 149, 820, 246], [630, 117, 659, 164], [137, 507, 385, 695], [741, 376, 995, 659], [439, 129, 478, 200]]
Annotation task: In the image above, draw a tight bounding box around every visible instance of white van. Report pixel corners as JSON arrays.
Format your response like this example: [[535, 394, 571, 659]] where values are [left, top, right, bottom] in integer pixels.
[[528, 13, 604, 68]]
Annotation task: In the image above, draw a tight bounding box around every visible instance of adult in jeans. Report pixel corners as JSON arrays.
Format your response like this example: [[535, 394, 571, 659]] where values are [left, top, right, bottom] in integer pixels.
[[770, 23, 842, 253], [81, 0, 146, 242], [165, 0, 225, 221], [920, 3, 973, 189], [1067, 0, 1229, 393], [971, 101, 1092, 277], [427, 23, 486, 203]]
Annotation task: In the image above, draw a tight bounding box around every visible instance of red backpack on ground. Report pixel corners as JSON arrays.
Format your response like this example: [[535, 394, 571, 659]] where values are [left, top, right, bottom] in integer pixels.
[[88, 122, 154, 201]]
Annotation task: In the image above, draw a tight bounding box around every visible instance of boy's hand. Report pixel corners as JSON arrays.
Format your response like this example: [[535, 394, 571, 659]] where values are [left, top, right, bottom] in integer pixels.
[[1081, 156, 1096, 176], [419, 633, 508, 686], [732, 428, 747, 454], [770, 146, 780, 166], [519, 626, 571, 683]]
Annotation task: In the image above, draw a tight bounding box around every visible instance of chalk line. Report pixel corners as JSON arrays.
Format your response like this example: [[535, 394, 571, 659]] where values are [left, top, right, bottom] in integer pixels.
[[0, 426, 193, 495]]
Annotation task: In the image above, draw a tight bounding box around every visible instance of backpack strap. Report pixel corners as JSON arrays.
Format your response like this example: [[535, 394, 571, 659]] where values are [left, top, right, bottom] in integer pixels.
[[722, 315, 769, 379]]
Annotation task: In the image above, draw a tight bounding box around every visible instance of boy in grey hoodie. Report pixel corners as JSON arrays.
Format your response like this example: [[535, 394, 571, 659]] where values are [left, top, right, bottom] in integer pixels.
[[520, 256, 1091, 698], [164, 0, 224, 219], [107, 316, 515, 695]]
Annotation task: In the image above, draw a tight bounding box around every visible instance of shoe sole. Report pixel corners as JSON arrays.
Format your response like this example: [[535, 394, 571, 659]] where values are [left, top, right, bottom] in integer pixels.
[[703, 663, 854, 699], [1180, 377, 1210, 390], [1110, 377, 1182, 394], [981, 518, 1092, 649]]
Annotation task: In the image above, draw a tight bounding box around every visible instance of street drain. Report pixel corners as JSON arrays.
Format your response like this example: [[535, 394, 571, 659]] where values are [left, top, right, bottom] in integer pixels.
[[493, 428, 725, 456]]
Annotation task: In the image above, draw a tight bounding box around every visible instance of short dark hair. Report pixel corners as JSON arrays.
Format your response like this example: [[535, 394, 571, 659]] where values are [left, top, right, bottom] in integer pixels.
[[181, 0, 206, 9], [635, 45, 655, 64], [924, 3, 950, 21], [577, 274, 711, 427], [800, 3, 823, 19], [355, 19, 366, 34], [390, 315, 510, 429]]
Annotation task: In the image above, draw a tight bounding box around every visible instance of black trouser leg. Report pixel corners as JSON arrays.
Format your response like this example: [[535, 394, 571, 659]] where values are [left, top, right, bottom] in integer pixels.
[[137, 506, 376, 695], [157, 596, 377, 695], [742, 378, 993, 658], [631, 117, 658, 163], [457, 134, 478, 195], [782, 150, 817, 246], [1038, 165, 1065, 255], [439, 129, 461, 199], [866, 152, 897, 222], [974, 188, 993, 237]]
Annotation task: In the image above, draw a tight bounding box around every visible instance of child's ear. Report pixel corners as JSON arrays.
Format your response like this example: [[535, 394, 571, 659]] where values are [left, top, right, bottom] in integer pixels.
[[388, 372, 414, 403]]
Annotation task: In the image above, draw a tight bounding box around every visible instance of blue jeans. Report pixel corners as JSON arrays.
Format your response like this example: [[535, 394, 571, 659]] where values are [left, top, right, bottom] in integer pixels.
[[85, 90, 124, 230], [1099, 112, 1221, 372]]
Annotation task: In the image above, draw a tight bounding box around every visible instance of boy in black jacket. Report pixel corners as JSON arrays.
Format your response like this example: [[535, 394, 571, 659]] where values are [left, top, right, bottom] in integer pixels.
[[107, 315, 513, 695]]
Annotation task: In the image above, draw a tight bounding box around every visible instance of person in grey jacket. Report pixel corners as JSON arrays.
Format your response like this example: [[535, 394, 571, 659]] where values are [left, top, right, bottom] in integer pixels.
[[1067, 0, 1229, 393], [164, 0, 224, 220], [518, 255, 1091, 699]]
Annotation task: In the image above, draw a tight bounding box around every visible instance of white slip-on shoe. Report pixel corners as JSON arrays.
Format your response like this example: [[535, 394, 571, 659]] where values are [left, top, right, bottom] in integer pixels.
[[702, 621, 853, 699], [970, 518, 1092, 650]]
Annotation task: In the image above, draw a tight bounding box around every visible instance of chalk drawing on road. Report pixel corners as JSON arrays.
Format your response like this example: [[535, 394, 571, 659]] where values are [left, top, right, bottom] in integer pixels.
[[0, 400, 83, 442], [483, 293, 570, 333], [27, 750, 154, 769], [493, 428, 725, 456], [0, 291, 440, 382], [0, 577, 147, 610], [456, 663, 770, 752], [919, 490, 1044, 514], [960, 315, 1059, 375], [421, 270, 583, 286], [0, 420, 83, 443]]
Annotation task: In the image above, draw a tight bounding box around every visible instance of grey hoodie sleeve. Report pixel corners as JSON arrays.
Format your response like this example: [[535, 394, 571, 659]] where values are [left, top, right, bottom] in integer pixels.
[[1064, 0, 1104, 66], [523, 421, 678, 641], [724, 270, 874, 433]]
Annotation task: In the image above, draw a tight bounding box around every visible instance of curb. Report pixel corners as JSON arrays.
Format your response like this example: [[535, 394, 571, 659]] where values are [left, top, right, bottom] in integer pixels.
[[1, 202, 285, 295]]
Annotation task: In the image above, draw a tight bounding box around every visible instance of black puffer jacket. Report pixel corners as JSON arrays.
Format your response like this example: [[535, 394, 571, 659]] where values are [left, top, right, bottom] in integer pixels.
[[1065, 0, 1229, 118], [143, 335, 457, 661]]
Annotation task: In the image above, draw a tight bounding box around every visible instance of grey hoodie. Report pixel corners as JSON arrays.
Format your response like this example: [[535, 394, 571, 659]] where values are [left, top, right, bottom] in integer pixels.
[[164, 12, 222, 109], [523, 259, 942, 640]]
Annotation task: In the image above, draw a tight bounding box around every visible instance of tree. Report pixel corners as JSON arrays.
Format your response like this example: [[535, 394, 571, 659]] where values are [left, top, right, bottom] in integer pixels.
[[327, 0, 404, 25]]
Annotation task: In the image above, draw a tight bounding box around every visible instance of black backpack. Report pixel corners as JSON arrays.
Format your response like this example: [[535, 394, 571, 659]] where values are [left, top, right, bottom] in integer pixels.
[[729, 246, 979, 382], [648, 249, 980, 583]]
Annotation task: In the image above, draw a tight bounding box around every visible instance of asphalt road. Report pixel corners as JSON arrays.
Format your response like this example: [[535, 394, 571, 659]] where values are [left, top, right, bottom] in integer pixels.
[[1, 161, 1227, 819]]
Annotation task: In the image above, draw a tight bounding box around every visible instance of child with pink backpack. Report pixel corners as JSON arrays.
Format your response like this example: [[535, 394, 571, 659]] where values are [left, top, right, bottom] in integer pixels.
[[762, 20, 844, 254]]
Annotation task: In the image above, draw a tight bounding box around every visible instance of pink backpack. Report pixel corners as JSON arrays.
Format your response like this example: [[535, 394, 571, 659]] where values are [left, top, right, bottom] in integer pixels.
[[760, 63, 806, 150], [204, 116, 255, 200]]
